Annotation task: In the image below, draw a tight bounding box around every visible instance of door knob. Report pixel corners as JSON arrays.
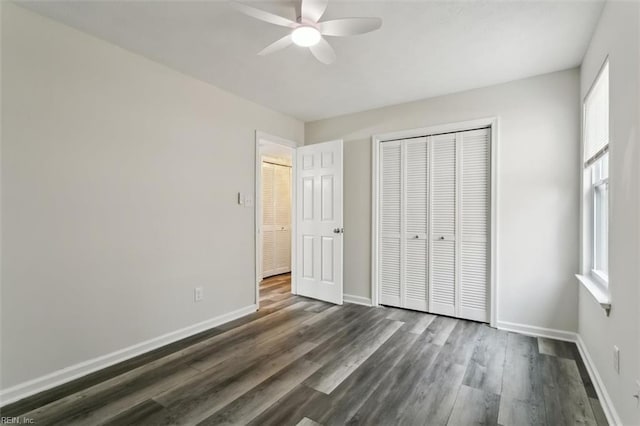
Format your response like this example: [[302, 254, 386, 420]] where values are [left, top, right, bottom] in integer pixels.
[[440, 236, 445, 240], [414, 235, 420, 239], [333, 228, 340, 234]]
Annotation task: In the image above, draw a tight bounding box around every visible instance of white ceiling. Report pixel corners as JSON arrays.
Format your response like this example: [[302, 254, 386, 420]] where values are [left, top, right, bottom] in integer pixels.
[[19, 0, 604, 121]]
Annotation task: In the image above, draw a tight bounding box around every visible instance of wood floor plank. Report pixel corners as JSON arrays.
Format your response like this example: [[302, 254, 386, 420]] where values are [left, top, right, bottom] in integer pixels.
[[304, 319, 404, 394], [410, 312, 436, 334], [347, 336, 442, 425], [316, 330, 420, 426], [439, 319, 484, 366], [198, 359, 323, 426], [246, 385, 329, 426], [501, 333, 544, 406], [393, 350, 467, 426], [463, 325, 508, 395], [541, 355, 597, 426], [148, 342, 319, 425], [188, 308, 314, 372], [497, 396, 546, 426], [265, 292, 293, 302], [537, 338, 577, 360], [101, 399, 167, 426], [296, 417, 323, 426], [422, 315, 458, 345], [303, 307, 387, 365], [447, 385, 500, 426], [20, 357, 201, 425]]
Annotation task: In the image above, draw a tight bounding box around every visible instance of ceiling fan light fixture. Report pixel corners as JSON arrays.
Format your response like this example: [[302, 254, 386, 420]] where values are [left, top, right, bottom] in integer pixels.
[[291, 26, 321, 47]]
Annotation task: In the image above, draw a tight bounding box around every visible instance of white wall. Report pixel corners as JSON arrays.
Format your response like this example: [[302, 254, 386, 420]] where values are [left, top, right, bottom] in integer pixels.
[[578, 2, 640, 424], [1, 3, 303, 391], [306, 69, 581, 333]]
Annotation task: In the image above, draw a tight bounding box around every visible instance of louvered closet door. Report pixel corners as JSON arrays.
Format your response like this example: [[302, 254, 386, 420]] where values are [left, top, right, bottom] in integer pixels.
[[274, 165, 292, 274], [429, 133, 457, 317], [262, 163, 276, 277], [378, 128, 490, 321], [404, 138, 429, 311], [458, 128, 490, 322], [379, 141, 402, 307]]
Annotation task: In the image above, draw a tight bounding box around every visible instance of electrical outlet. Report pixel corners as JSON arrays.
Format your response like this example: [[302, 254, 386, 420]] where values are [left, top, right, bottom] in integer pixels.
[[613, 345, 620, 374], [194, 287, 204, 302]]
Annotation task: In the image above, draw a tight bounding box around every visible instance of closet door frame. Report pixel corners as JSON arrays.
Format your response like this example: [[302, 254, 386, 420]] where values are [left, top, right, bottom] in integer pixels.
[[255, 131, 299, 309], [371, 117, 499, 327]]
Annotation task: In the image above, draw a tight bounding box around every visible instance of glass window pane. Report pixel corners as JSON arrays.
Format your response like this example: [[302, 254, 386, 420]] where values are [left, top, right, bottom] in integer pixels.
[[592, 154, 609, 277]]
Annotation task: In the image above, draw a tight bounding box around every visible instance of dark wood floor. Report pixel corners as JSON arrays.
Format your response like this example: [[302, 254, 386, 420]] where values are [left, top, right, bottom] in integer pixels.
[[1, 273, 607, 425]]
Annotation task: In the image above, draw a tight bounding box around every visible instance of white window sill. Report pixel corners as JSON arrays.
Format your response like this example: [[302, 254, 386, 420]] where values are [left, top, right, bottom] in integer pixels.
[[575, 274, 611, 316]]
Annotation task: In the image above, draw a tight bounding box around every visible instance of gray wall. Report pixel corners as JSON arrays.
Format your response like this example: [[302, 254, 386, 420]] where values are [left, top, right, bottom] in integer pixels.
[[1, 3, 303, 389], [578, 2, 640, 424], [306, 69, 581, 333]]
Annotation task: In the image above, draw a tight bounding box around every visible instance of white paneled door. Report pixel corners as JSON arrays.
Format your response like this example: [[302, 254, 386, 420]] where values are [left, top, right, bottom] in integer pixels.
[[296, 140, 343, 305], [378, 128, 490, 322]]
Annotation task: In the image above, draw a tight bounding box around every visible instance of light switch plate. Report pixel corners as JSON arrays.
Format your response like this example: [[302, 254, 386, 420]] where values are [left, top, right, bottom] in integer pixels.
[[194, 287, 204, 302], [613, 345, 620, 374]]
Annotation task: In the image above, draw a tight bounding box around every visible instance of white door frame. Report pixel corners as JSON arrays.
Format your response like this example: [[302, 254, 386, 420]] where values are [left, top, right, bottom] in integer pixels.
[[371, 117, 499, 327], [255, 131, 298, 308]]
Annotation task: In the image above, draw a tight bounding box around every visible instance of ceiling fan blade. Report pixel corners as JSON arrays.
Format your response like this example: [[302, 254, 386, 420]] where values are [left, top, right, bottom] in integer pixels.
[[258, 35, 294, 56], [229, 1, 297, 28], [309, 38, 336, 64], [300, 0, 328, 23], [319, 17, 382, 37]]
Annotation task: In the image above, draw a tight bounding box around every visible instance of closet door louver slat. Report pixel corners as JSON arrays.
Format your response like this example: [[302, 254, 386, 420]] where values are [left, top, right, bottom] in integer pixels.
[[379, 142, 402, 307], [429, 133, 457, 317], [459, 129, 490, 322], [404, 138, 429, 311]]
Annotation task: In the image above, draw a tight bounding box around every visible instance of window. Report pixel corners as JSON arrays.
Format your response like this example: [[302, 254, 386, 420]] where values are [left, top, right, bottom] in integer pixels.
[[583, 61, 609, 286]]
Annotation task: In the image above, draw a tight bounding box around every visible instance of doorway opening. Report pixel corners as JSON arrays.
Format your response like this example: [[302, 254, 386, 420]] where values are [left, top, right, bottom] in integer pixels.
[[255, 132, 297, 309]]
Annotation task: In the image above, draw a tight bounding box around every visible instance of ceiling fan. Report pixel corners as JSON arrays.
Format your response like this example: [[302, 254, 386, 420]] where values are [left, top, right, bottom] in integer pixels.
[[230, 0, 382, 64]]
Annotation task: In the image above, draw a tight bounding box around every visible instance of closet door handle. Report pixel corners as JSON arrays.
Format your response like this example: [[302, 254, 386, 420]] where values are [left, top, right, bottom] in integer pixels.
[[413, 235, 420, 239], [439, 236, 445, 240]]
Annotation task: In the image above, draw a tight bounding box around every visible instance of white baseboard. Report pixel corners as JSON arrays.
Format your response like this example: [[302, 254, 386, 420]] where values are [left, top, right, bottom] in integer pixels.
[[0, 304, 257, 407], [496, 320, 578, 342], [343, 294, 372, 306], [575, 335, 622, 426]]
